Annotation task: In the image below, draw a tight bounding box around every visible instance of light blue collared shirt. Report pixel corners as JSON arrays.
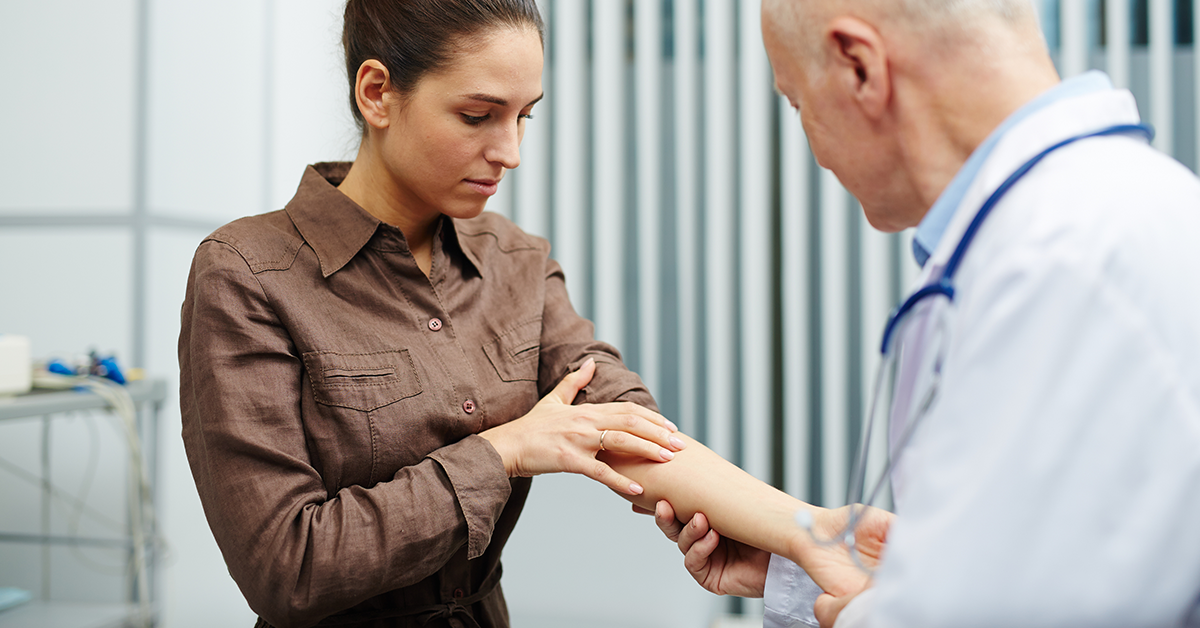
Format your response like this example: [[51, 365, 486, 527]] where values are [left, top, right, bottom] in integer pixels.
[[911, 71, 1115, 266]]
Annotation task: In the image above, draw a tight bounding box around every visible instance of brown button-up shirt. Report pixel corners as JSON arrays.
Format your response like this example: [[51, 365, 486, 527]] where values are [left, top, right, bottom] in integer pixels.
[[179, 163, 656, 628]]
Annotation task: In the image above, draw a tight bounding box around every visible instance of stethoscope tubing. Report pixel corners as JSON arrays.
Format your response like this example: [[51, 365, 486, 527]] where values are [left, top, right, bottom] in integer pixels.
[[879, 123, 1154, 355], [819, 122, 1155, 567]]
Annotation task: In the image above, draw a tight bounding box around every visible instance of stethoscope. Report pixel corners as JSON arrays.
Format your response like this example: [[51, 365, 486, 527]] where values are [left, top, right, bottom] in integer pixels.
[[797, 122, 1155, 569]]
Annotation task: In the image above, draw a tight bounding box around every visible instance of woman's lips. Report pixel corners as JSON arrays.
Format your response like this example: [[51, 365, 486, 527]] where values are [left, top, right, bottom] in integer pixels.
[[464, 179, 499, 196]]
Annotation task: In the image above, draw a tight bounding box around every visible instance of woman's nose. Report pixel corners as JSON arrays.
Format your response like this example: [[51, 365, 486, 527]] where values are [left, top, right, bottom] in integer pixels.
[[485, 123, 522, 169]]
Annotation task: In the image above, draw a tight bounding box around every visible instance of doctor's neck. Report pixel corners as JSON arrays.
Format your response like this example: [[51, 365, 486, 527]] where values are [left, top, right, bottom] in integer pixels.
[[891, 12, 1062, 214]]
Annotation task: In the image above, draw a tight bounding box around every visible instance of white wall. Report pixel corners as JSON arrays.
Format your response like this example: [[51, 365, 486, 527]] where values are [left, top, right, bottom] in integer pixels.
[[0, 1, 138, 213], [0, 0, 142, 611]]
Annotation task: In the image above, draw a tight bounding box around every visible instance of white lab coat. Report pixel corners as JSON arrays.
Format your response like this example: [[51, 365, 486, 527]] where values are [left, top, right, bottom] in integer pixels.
[[765, 87, 1200, 627]]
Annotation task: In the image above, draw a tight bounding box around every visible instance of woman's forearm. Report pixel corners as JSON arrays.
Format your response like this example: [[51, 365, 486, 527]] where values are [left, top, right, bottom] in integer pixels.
[[602, 434, 889, 602], [599, 433, 819, 560]]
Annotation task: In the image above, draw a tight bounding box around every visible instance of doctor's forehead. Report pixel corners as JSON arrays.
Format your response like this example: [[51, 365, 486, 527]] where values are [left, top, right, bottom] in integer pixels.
[[761, 20, 808, 105], [761, 0, 821, 36], [761, 0, 822, 69]]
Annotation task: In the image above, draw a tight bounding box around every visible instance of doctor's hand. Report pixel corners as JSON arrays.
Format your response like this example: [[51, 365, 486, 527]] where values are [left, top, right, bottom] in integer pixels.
[[479, 358, 684, 496], [802, 505, 893, 628], [645, 500, 769, 598]]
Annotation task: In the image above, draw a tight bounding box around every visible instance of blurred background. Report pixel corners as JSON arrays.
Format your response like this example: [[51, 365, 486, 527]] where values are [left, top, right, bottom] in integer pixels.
[[0, 0, 1195, 626]]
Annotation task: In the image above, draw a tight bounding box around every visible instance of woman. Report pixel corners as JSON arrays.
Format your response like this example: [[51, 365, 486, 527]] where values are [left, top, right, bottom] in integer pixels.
[[178, 2, 683, 627]]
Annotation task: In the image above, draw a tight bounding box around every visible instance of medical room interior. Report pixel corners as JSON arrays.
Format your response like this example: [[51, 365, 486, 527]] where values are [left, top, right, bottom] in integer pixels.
[[0, 0, 1196, 626]]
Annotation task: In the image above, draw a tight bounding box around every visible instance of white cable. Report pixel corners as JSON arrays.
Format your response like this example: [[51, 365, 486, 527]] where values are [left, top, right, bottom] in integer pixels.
[[31, 373, 154, 627], [0, 454, 124, 532]]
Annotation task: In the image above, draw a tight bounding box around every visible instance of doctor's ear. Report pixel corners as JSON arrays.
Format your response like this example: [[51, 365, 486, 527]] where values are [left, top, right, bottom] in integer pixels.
[[354, 59, 395, 131], [826, 17, 890, 119]]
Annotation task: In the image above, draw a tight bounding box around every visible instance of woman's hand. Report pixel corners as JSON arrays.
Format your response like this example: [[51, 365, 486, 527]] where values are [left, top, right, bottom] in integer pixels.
[[479, 358, 684, 495]]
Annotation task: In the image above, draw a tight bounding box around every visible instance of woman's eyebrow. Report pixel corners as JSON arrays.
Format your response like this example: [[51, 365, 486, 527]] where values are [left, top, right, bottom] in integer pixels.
[[461, 93, 545, 107]]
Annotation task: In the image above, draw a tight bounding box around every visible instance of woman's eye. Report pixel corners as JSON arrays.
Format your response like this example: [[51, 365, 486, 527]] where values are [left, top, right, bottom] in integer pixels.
[[519, 113, 534, 121], [461, 113, 489, 125]]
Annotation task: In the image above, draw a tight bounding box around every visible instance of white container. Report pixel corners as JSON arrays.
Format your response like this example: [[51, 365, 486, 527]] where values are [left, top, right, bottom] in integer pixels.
[[0, 335, 32, 396]]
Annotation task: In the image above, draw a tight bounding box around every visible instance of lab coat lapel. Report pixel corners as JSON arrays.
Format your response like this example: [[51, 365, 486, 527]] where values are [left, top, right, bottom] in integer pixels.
[[884, 88, 1142, 507]]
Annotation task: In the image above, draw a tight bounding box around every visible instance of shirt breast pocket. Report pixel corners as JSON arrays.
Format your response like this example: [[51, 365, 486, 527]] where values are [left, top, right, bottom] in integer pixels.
[[303, 349, 423, 411], [484, 319, 541, 382]]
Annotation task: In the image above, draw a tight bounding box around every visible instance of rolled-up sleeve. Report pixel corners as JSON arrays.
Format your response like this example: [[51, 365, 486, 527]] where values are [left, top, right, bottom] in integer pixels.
[[180, 241, 511, 628], [426, 435, 512, 559], [536, 255, 658, 410]]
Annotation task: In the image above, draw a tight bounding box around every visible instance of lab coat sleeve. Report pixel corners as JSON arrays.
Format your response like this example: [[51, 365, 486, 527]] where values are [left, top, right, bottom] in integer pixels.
[[764, 554, 822, 628], [865, 244, 1200, 627], [832, 588, 878, 628]]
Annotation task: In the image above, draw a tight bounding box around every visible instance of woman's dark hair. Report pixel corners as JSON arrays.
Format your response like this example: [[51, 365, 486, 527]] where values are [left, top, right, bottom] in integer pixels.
[[342, 0, 545, 128]]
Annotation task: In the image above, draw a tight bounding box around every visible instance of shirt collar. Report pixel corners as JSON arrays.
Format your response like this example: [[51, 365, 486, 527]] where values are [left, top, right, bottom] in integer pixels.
[[911, 70, 1115, 266], [285, 162, 482, 277], [446, 217, 486, 272]]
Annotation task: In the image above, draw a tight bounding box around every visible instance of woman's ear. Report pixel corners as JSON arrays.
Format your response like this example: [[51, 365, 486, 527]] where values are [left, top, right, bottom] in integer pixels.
[[355, 59, 392, 130], [826, 16, 891, 119]]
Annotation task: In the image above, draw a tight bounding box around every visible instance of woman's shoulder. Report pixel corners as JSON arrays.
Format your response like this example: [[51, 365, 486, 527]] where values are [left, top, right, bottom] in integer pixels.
[[452, 211, 550, 256], [197, 210, 304, 273]]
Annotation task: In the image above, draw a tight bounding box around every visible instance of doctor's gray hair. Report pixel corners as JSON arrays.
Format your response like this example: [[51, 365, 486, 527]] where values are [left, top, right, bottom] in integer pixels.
[[766, 0, 1043, 58], [890, 0, 1039, 24], [768, 0, 1039, 26], [883, 0, 1046, 56]]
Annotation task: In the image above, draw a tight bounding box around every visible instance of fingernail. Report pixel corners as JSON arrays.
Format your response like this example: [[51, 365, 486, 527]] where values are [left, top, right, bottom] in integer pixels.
[[666, 419, 678, 432], [630, 482, 644, 495], [660, 448, 675, 461], [669, 436, 686, 450], [583, 357, 595, 369]]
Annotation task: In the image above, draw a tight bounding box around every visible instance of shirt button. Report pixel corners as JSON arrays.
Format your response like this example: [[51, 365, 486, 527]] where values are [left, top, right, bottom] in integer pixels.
[[428, 317, 443, 332], [453, 588, 465, 599], [462, 399, 476, 414]]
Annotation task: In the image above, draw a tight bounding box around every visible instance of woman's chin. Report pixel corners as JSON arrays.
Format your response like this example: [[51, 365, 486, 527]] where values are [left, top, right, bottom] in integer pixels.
[[441, 201, 490, 221]]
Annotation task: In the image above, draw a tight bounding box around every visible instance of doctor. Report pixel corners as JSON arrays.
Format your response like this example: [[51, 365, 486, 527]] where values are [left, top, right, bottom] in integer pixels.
[[646, 0, 1200, 626]]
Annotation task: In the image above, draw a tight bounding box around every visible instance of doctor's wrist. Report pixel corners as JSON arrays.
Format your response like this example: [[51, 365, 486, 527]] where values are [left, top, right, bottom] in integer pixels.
[[782, 504, 828, 566]]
